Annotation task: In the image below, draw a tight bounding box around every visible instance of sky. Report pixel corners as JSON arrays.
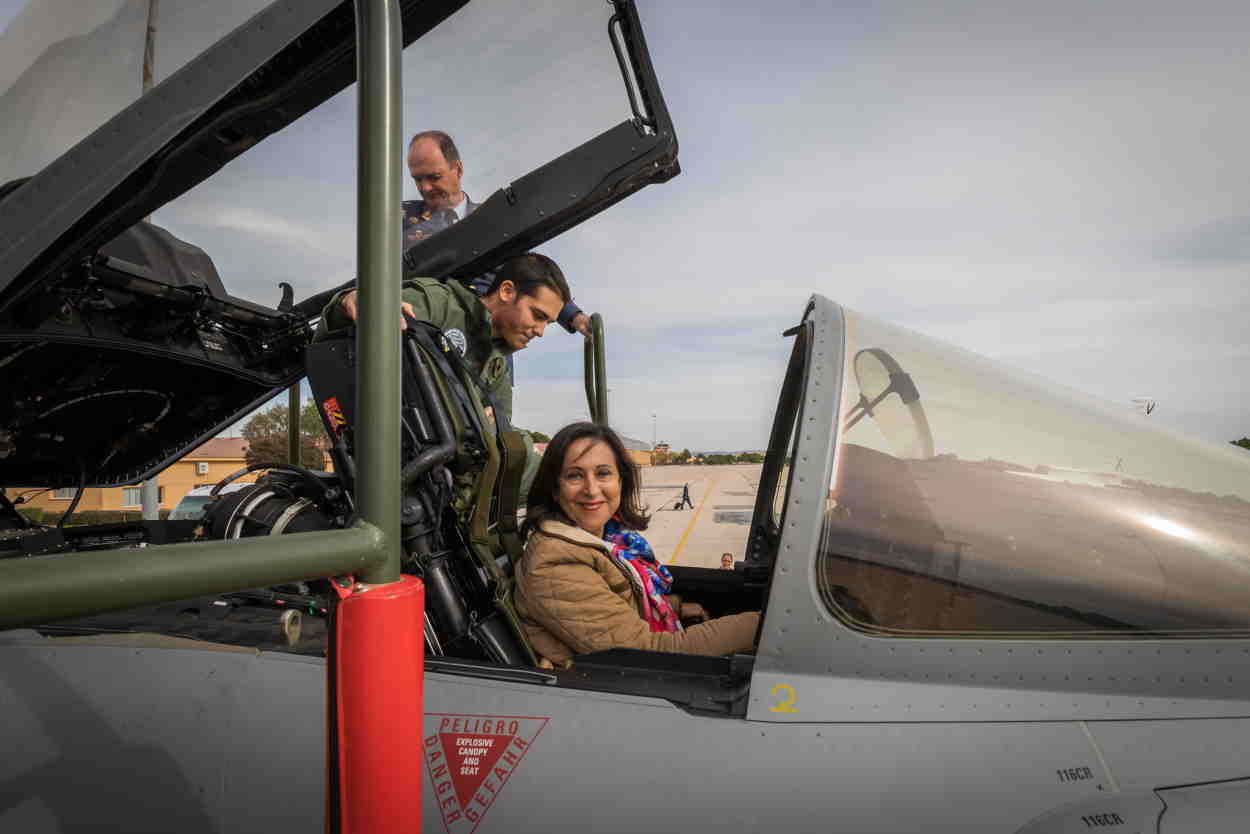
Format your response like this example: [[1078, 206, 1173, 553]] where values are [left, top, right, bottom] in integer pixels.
[[3, 0, 1249, 453]]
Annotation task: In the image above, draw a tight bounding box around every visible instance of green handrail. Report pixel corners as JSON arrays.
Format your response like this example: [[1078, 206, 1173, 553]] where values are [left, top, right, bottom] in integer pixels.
[[0, 527, 383, 630], [351, 0, 404, 585], [582, 334, 596, 422], [583, 313, 608, 425]]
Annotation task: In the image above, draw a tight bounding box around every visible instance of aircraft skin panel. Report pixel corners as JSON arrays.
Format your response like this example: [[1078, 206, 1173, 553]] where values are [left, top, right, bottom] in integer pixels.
[[1015, 791, 1166, 834], [0, 636, 325, 833], [2, 634, 1248, 832], [751, 295, 1250, 725], [1155, 779, 1250, 834], [749, 664, 1250, 724], [747, 294, 843, 723], [1084, 720, 1250, 793], [419, 672, 1120, 834]]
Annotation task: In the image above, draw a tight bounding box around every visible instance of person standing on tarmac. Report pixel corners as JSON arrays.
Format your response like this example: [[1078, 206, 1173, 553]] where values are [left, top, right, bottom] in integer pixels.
[[318, 252, 570, 428], [677, 482, 695, 510]]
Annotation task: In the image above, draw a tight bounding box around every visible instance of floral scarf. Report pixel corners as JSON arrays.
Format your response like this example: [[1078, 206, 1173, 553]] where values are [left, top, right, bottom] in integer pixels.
[[603, 519, 682, 633]]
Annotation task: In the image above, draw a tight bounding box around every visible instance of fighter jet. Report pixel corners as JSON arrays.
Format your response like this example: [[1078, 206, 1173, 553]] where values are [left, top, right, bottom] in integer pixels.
[[2, 2, 1250, 833]]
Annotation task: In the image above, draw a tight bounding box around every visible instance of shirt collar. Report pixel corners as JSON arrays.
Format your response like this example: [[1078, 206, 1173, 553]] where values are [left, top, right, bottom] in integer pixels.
[[449, 193, 469, 220]]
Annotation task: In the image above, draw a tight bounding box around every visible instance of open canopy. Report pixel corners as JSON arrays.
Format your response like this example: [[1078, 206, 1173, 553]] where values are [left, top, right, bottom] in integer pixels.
[[0, 0, 677, 487]]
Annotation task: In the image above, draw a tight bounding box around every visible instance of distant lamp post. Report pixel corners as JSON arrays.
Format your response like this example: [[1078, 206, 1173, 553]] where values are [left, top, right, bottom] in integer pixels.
[[652, 413, 657, 449]]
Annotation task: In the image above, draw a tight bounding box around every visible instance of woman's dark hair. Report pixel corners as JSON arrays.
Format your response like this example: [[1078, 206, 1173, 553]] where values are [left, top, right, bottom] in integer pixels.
[[523, 422, 650, 537]]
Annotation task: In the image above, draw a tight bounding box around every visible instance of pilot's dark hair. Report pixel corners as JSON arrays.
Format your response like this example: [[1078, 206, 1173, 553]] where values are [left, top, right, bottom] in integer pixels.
[[487, 253, 571, 304], [523, 422, 650, 538], [409, 130, 460, 165]]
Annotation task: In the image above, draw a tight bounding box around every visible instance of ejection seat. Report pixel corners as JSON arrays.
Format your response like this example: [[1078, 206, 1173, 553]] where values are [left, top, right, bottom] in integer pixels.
[[305, 316, 535, 666]]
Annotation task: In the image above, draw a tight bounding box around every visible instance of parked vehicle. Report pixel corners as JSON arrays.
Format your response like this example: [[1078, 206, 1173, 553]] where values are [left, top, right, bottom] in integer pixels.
[[168, 484, 251, 521]]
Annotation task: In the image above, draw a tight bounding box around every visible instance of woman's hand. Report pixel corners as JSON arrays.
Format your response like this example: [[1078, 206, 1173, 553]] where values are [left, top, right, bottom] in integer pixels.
[[680, 601, 709, 622]]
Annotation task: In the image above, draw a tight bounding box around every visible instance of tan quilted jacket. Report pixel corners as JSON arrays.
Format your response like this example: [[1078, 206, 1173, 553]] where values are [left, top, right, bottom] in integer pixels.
[[512, 518, 760, 666]]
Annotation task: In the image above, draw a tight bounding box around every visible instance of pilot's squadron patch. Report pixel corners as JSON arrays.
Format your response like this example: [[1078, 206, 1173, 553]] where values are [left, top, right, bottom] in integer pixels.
[[423, 713, 549, 833], [444, 328, 468, 356]]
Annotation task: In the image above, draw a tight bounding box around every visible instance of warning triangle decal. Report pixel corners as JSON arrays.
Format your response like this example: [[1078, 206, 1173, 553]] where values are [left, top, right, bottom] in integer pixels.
[[442, 732, 511, 808], [423, 713, 549, 834]]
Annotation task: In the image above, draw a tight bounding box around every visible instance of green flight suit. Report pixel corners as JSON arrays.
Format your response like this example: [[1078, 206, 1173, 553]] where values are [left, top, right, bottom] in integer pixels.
[[319, 277, 514, 425]]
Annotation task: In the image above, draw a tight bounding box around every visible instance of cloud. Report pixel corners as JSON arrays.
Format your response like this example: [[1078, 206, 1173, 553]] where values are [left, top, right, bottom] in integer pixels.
[[156, 201, 356, 301], [130, 0, 1250, 450], [184, 206, 348, 259], [1159, 215, 1250, 265]]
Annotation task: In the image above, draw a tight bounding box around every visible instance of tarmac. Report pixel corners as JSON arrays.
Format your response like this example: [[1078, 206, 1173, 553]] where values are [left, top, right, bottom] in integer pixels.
[[637, 464, 763, 568]]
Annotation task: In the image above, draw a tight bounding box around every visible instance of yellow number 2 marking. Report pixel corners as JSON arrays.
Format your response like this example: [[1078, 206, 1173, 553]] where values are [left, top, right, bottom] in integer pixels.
[[769, 683, 800, 713]]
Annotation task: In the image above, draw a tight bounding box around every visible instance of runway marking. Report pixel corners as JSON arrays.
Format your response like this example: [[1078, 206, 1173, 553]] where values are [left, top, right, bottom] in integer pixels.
[[667, 473, 720, 565]]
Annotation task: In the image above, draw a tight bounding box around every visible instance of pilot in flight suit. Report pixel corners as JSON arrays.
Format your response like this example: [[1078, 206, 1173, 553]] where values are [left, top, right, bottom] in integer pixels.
[[401, 195, 586, 335], [319, 274, 513, 425]]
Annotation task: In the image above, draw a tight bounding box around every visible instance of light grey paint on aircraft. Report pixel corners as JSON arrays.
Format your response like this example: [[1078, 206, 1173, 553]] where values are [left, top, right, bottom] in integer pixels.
[[746, 294, 844, 722], [421, 672, 1109, 834], [749, 296, 1250, 725], [6, 632, 1244, 833], [1016, 791, 1165, 834], [0, 634, 325, 832], [0, 634, 1167, 833], [1084, 719, 1250, 792], [1157, 779, 1250, 833]]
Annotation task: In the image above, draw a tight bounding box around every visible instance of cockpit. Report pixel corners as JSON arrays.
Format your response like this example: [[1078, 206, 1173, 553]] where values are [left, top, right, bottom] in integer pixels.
[[819, 307, 1250, 637]]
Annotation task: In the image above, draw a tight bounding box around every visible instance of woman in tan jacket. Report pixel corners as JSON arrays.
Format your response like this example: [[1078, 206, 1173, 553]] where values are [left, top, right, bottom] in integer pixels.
[[512, 422, 759, 667]]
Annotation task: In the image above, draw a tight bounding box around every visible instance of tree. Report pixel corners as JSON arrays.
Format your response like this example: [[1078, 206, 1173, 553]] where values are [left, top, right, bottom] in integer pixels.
[[1232, 438, 1250, 452], [529, 430, 551, 444], [242, 400, 328, 468]]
